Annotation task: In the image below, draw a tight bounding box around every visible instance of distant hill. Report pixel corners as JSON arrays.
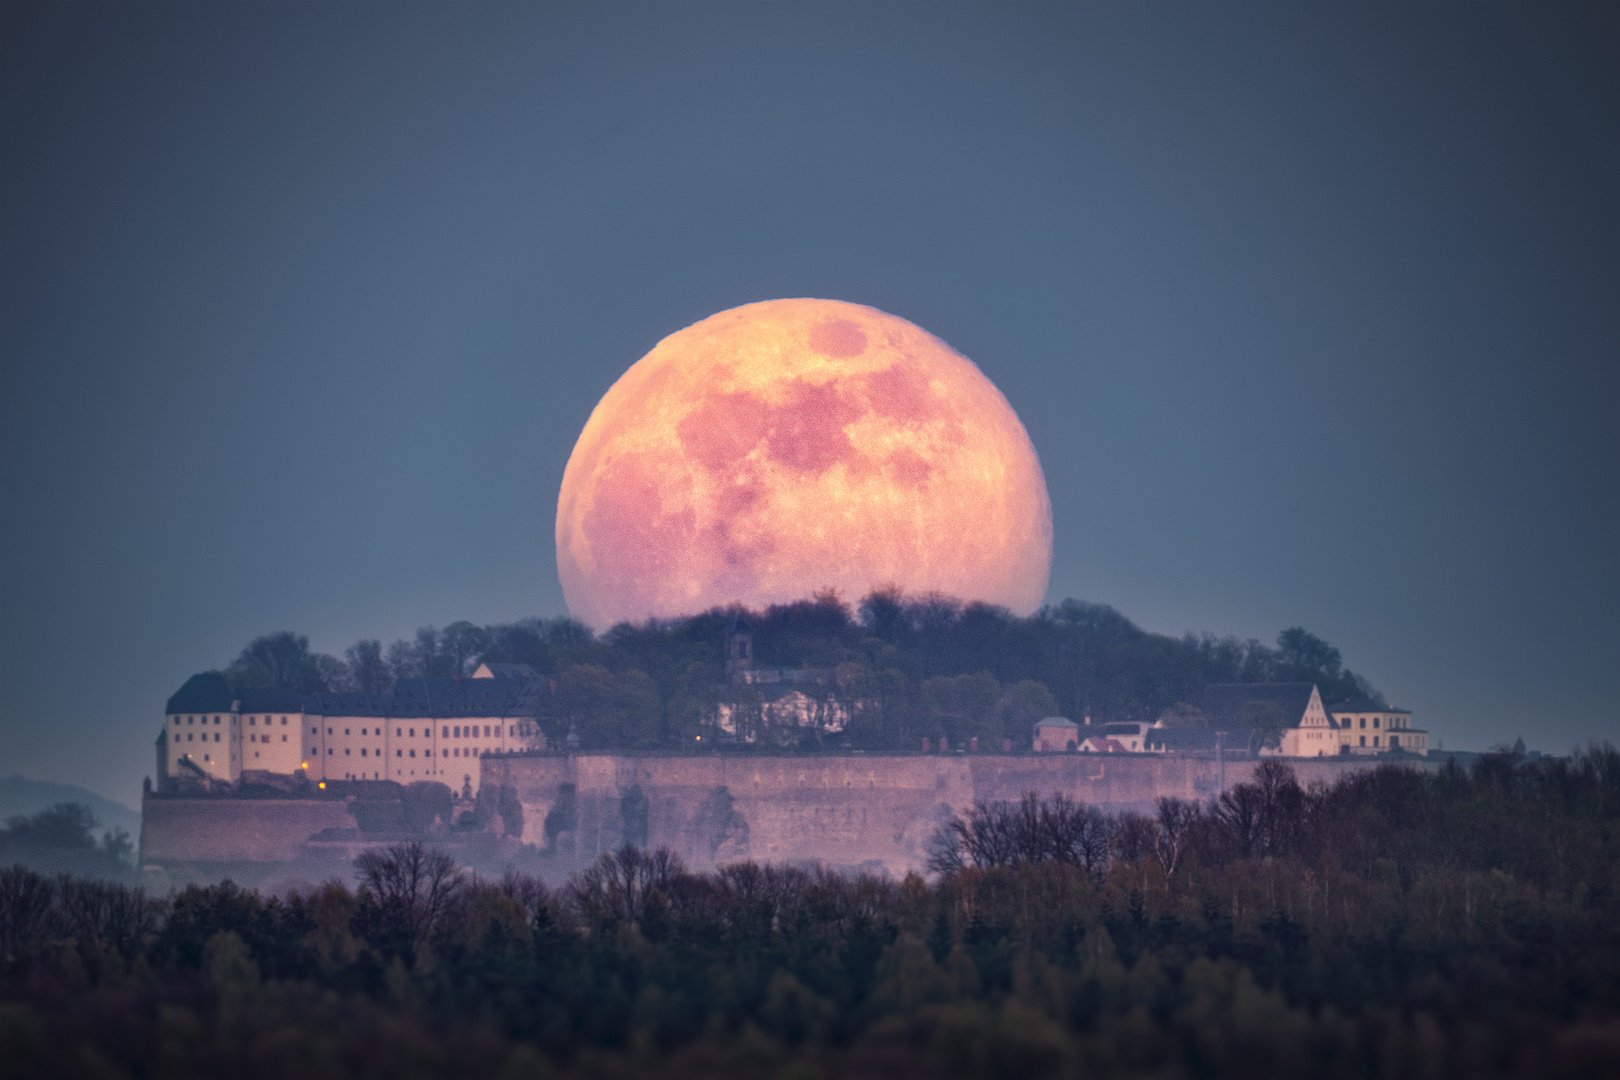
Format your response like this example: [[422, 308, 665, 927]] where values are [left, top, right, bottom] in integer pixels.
[[0, 775, 141, 839]]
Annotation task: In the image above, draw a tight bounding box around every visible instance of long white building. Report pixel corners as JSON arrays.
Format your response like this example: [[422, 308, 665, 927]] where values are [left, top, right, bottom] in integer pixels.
[[157, 667, 543, 797]]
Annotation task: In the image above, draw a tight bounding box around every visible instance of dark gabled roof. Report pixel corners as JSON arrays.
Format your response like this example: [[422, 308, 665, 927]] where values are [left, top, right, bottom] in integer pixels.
[[303, 691, 395, 717], [166, 673, 548, 721], [726, 614, 752, 635], [1202, 683, 1317, 728], [346, 677, 545, 719], [237, 685, 307, 713], [167, 672, 315, 716], [166, 672, 234, 715], [1328, 699, 1409, 714], [1146, 726, 1262, 751]]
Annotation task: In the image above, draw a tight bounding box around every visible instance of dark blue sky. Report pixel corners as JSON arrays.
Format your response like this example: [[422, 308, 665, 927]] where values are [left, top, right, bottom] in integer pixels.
[[3, 1, 1615, 805]]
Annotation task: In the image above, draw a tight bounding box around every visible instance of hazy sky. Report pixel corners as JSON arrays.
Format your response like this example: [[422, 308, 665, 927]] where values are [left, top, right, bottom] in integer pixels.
[[3, 1, 1615, 806]]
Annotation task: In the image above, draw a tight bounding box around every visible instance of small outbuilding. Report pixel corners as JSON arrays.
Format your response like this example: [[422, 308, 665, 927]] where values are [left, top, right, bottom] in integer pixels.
[[1033, 717, 1080, 752]]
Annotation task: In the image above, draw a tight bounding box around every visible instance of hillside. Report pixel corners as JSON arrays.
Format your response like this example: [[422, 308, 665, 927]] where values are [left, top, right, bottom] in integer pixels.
[[0, 775, 140, 838], [205, 592, 1386, 753]]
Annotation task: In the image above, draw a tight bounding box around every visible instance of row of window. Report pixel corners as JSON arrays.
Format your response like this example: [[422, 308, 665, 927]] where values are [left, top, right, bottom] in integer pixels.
[[324, 747, 491, 758], [1335, 715, 1409, 730], [310, 723, 532, 738], [173, 715, 533, 737], [178, 731, 293, 744], [1352, 734, 1422, 747]]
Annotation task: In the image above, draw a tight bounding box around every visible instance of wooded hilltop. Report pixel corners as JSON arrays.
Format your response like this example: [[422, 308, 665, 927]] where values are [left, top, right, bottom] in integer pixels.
[[212, 591, 1385, 752]]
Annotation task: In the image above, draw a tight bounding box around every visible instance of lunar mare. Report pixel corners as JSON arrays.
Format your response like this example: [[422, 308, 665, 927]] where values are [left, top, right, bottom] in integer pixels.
[[556, 298, 1052, 628]]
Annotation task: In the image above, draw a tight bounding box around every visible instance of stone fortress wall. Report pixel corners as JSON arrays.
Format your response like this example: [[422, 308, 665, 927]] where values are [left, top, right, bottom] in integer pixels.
[[138, 752, 1444, 879], [484, 751, 1442, 875], [138, 794, 359, 887]]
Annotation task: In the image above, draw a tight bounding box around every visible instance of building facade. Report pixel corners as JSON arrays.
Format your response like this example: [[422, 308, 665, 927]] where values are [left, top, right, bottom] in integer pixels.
[[1202, 683, 1426, 757], [1329, 700, 1427, 755], [159, 668, 545, 796], [1033, 716, 1080, 751]]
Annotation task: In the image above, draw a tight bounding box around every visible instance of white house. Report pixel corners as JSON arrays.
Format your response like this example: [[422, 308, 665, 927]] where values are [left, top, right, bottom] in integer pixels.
[[1329, 700, 1427, 755], [1202, 683, 1426, 757]]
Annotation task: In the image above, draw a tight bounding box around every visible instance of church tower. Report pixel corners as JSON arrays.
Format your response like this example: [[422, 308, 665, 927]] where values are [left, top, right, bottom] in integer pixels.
[[724, 615, 753, 683]]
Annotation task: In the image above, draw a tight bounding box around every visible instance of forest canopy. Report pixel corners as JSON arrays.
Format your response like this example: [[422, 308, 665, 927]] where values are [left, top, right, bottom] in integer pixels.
[[4, 749, 1618, 1079], [216, 592, 1383, 752]]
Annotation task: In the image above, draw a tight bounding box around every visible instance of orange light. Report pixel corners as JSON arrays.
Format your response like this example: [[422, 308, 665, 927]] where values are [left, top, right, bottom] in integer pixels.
[[318, 781, 326, 789]]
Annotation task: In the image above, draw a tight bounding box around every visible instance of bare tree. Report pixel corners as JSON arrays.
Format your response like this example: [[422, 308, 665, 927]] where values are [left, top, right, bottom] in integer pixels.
[[441, 621, 491, 677], [943, 799, 1022, 868], [386, 638, 422, 681], [1111, 812, 1158, 864], [1214, 781, 1264, 859], [571, 845, 685, 927], [1254, 760, 1306, 857], [346, 639, 391, 694], [496, 870, 551, 926], [1152, 797, 1201, 886], [1045, 795, 1114, 880], [930, 792, 1113, 875], [924, 824, 965, 875], [0, 866, 53, 967], [354, 842, 466, 945], [229, 631, 311, 687], [53, 876, 158, 958]]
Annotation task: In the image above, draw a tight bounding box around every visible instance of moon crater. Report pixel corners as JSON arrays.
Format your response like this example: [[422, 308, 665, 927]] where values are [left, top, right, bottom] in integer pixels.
[[558, 298, 1052, 627]]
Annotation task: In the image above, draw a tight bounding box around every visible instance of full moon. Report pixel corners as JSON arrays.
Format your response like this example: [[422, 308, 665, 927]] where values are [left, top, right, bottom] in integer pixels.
[[556, 299, 1052, 628]]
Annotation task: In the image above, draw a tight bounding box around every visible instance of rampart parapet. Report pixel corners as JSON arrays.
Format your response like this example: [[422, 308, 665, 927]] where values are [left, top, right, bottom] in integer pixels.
[[138, 753, 1443, 881], [484, 752, 1442, 875]]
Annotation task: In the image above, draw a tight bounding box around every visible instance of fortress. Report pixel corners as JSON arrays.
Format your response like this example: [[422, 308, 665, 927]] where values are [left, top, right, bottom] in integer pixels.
[[142, 657, 1435, 881], [156, 666, 543, 798], [140, 748, 1440, 882], [478, 750, 1436, 873]]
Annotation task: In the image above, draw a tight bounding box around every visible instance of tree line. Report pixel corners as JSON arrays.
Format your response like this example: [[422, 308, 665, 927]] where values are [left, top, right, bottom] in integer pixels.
[[217, 590, 1383, 751], [0, 804, 134, 882], [3, 746, 1617, 1078]]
